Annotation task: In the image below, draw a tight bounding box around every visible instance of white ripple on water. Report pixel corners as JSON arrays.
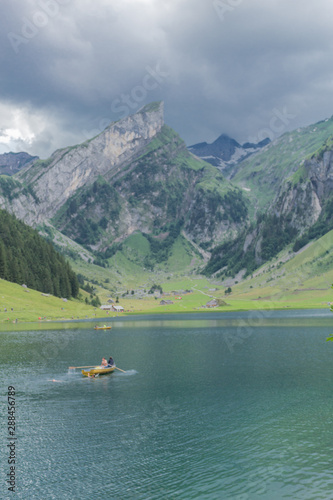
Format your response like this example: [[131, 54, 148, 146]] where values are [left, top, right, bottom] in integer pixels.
[[116, 368, 138, 376]]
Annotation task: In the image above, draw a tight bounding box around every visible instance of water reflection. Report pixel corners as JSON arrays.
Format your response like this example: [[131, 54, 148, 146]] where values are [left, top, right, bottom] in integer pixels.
[[1, 308, 332, 333]]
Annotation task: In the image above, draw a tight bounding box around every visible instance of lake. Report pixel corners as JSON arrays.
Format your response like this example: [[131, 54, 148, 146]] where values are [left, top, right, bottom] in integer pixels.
[[1, 309, 333, 499]]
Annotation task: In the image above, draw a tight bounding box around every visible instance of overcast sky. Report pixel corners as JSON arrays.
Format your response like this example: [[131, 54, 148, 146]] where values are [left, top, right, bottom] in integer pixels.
[[1, 0, 333, 158]]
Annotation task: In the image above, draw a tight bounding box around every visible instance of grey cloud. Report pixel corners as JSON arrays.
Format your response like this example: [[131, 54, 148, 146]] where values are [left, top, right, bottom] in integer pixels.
[[1, 0, 333, 157]]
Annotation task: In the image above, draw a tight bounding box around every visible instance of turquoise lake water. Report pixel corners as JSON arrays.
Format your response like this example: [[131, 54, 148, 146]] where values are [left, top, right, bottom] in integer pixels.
[[1, 310, 333, 499]]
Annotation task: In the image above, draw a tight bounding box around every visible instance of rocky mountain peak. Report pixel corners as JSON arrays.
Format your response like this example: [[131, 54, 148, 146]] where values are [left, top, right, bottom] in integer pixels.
[[0, 152, 39, 175], [11, 101, 165, 223], [188, 134, 240, 162], [188, 133, 270, 172]]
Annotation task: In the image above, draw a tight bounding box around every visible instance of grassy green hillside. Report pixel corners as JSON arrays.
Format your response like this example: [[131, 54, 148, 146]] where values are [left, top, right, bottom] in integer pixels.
[[68, 231, 203, 292], [0, 279, 111, 328], [223, 229, 333, 310], [232, 116, 333, 216]]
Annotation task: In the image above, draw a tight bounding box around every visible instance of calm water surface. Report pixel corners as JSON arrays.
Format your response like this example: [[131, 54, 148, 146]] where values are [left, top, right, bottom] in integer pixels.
[[1, 310, 333, 499]]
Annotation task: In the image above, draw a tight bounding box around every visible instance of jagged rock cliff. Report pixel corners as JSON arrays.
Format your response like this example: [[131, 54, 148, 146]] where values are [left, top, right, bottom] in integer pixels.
[[274, 149, 333, 230], [2, 102, 164, 224]]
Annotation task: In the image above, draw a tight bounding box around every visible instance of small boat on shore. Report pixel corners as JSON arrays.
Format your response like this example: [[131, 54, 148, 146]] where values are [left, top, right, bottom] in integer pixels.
[[82, 365, 116, 377], [94, 325, 112, 330]]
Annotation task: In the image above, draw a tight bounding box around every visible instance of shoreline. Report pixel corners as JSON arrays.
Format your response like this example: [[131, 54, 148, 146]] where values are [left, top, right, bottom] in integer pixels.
[[0, 304, 331, 332]]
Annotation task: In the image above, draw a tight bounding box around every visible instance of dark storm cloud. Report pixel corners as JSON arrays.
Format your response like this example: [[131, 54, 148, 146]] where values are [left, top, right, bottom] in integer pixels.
[[1, 0, 333, 157]]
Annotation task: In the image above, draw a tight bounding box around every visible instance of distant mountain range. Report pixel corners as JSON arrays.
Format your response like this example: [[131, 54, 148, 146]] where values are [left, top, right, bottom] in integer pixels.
[[188, 134, 270, 172], [1, 103, 333, 284], [0, 152, 38, 176]]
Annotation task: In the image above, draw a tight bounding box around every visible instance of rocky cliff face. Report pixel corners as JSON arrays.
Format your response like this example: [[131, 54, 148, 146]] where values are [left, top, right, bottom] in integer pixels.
[[275, 149, 333, 230], [3, 102, 164, 224]]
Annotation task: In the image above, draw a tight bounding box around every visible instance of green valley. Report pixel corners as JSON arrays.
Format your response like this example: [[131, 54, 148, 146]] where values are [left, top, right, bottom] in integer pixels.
[[1, 103, 333, 326]]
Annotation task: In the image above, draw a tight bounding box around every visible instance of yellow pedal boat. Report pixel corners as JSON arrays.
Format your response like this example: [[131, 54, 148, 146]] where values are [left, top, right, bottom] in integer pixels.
[[94, 325, 112, 330], [82, 365, 116, 377]]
